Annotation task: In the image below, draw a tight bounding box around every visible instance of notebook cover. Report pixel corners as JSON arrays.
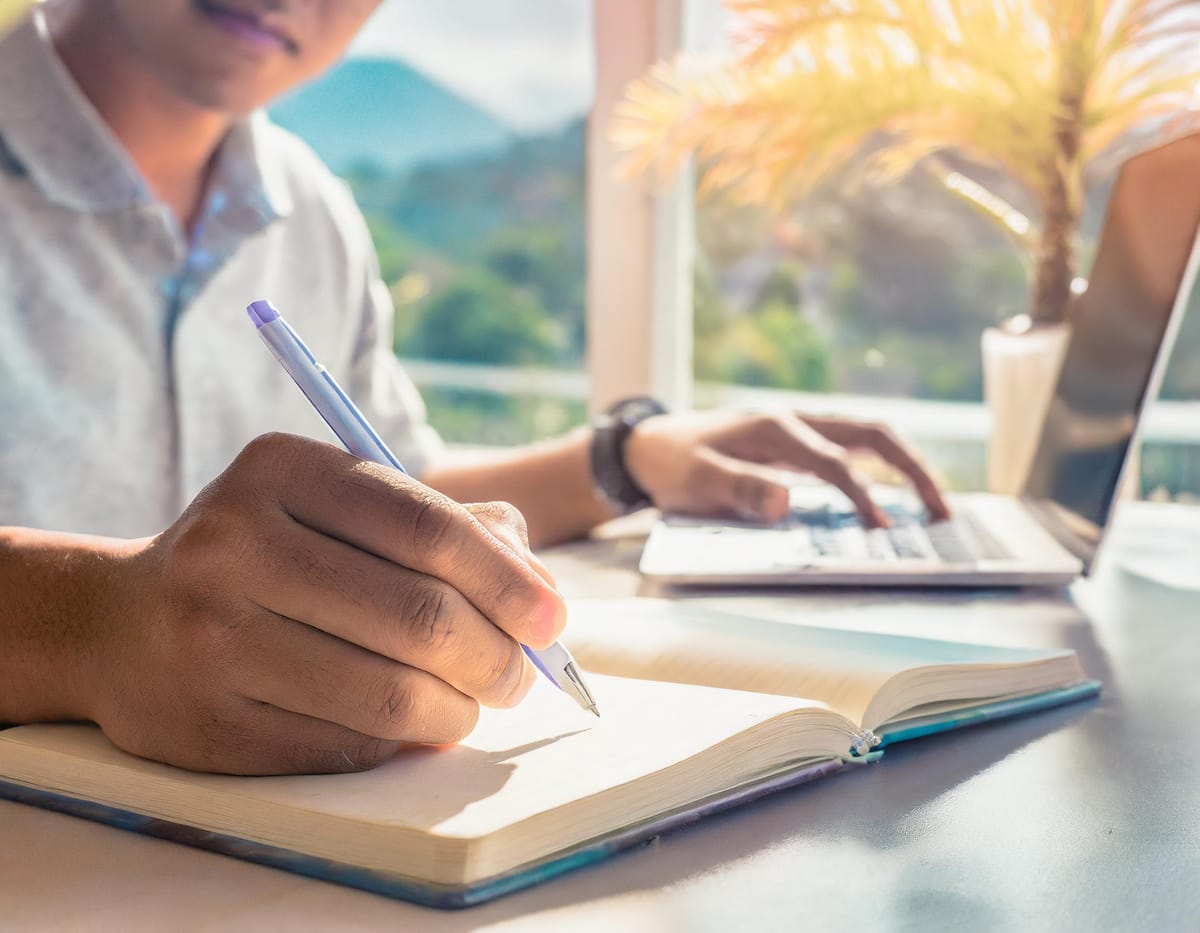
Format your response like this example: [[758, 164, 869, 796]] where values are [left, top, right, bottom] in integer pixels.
[[0, 757, 844, 909], [873, 680, 1102, 748]]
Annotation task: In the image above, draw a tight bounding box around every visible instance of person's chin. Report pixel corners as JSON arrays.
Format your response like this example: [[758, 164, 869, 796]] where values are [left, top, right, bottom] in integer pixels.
[[169, 70, 278, 117]]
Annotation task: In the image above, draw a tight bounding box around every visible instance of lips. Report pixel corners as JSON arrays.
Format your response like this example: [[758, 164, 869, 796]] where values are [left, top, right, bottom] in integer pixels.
[[194, 0, 299, 55]]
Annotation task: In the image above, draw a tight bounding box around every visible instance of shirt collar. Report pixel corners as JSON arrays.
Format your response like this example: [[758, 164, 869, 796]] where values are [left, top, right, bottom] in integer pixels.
[[0, 10, 147, 210], [0, 7, 293, 223], [207, 112, 295, 227]]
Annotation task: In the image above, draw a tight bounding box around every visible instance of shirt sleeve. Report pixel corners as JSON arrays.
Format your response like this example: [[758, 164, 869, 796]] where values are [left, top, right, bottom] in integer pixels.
[[342, 252, 445, 479]]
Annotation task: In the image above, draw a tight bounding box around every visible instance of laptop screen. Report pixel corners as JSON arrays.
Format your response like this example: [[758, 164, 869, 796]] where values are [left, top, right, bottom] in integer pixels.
[[1022, 133, 1200, 563]]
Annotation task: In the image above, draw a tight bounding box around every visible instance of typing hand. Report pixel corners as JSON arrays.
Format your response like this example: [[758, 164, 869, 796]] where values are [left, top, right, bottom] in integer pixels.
[[623, 411, 951, 528], [89, 433, 565, 775]]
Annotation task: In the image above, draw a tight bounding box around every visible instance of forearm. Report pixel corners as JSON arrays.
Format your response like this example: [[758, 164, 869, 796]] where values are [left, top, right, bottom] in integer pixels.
[[0, 526, 131, 725], [420, 427, 616, 549]]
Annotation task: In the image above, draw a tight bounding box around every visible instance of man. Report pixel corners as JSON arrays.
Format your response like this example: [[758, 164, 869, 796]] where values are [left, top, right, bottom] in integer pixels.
[[0, 0, 947, 775]]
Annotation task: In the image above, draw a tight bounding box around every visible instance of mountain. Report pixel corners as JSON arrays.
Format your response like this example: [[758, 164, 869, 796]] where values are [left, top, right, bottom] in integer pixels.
[[347, 118, 586, 262], [269, 57, 512, 174]]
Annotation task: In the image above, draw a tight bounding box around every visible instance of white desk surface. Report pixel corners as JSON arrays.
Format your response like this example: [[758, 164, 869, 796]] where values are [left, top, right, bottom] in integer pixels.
[[3, 504, 1198, 931]]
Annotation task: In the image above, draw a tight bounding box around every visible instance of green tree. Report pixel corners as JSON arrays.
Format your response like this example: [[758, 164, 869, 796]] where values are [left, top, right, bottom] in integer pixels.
[[692, 254, 727, 341], [364, 214, 417, 286], [750, 261, 804, 313], [697, 301, 831, 391], [405, 269, 559, 366], [483, 226, 585, 361]]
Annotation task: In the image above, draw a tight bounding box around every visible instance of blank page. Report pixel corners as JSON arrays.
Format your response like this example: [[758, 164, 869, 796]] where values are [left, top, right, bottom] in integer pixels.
[[565, 601, 1070, 725]]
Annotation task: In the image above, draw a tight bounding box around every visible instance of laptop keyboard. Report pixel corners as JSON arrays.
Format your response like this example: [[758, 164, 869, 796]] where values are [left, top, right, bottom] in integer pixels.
[[793, 509, 1010, 564]]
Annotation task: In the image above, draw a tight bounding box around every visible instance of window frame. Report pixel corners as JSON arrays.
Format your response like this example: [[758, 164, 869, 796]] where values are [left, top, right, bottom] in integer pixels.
[[587, 0, 693, 413]]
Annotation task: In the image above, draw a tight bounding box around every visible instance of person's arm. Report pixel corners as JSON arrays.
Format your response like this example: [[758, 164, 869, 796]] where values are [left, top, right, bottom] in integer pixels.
[[422, 410, 951, 549], [0, 527, 130, 726], [422, 427, 614, 551], [0, 433, 566, 775]]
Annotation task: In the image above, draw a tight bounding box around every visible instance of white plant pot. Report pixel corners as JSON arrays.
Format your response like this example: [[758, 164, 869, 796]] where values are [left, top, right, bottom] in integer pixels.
[[981, 324, 1072, 495]]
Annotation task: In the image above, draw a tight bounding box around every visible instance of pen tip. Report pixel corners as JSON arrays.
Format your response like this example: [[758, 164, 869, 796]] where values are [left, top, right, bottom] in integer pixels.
[[588, 705, 600, 719]]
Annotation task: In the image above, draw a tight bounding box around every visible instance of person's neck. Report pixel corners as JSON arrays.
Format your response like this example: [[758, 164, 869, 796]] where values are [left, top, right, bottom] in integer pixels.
[[51, 5, 232, 235]]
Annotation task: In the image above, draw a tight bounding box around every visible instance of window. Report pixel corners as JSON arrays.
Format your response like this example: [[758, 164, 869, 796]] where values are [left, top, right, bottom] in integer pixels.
[[663, 1, 1200, 499], [275, 1, 1199, 500], [271, 2, 594, 445]]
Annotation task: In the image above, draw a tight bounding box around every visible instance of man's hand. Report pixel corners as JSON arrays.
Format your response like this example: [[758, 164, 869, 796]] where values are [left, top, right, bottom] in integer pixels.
[[60, 434, 563, 775], [623, 411, 950, 527]]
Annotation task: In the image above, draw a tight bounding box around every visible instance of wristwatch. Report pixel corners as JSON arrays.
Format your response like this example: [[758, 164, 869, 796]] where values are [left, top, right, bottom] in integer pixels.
[[589, 396, 668, 513]]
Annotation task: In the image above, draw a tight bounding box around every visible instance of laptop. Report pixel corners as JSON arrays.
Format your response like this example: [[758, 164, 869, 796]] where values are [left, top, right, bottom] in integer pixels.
[[640, 132, 1200, 587]]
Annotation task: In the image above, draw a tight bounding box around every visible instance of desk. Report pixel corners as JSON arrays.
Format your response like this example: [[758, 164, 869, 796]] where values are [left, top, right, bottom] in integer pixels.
[[2, 506, 1198, 931]]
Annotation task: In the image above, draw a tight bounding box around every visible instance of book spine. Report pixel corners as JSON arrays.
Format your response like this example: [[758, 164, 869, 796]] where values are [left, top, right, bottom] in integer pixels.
[[844, 728, 883, 762]]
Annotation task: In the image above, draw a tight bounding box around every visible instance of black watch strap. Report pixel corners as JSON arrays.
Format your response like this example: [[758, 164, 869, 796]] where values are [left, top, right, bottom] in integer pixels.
[[589, 396, 668, 513]]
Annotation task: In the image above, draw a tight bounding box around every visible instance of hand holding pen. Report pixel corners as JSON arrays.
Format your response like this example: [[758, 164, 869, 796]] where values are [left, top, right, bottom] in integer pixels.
[[72, 427, 574, 775], [246, 299, 599, 718], [69, 304, 593, 776]]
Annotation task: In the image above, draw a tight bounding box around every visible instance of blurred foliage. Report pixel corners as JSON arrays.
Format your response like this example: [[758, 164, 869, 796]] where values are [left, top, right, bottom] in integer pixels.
[[405, 268, 562, 366], [695, 255, 832, 391], [337, 105, 1198, 460], [366, 215, 419, 284], [616, 0, 1200, 326], [352, 118, 1200, 412], [697, 301, 832, 391], [419, 386, 584, 446], [482, 225, 586, 360], [347, 122, 586, 377]]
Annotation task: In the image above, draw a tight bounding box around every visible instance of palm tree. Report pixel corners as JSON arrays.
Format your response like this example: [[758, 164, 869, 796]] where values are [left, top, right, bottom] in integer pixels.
[[614, 0, 1200, 326]]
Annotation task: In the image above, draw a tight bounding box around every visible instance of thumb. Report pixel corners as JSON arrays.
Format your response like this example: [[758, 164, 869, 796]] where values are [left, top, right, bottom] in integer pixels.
[[700, 452, 791, 523]]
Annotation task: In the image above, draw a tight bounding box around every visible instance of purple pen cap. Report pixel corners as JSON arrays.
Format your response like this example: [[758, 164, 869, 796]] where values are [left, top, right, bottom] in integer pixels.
[[247, 299, 280, 327]]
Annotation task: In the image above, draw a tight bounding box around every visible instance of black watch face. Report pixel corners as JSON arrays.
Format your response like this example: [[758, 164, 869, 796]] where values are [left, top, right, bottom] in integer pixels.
[[616, 397, 666, 425]]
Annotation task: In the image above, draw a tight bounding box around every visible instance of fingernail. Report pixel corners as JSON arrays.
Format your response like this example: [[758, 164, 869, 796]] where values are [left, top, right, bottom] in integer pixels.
[[766, 486, 790, 521], [743, 485, 789, 522]]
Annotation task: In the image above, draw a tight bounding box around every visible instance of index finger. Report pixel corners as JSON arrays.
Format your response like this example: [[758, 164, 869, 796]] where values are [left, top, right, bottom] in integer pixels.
[[254, 436, 567, 649], [801, 416, 951, 520], [745, 420, 890, 527], [867, 431, 951, 520], [806, 451, 891, 529]]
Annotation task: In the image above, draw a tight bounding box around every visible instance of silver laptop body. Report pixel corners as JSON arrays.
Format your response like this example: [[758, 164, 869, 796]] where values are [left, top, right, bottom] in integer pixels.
[[640, 133, 1200, 587]]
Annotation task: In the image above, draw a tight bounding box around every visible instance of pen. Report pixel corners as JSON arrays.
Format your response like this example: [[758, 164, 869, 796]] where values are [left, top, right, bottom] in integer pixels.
[[246, 299, 600, 718]]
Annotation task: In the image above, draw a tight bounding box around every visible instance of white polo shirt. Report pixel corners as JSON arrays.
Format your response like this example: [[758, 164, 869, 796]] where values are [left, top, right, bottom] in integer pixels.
[[0, 10, 443, 538]]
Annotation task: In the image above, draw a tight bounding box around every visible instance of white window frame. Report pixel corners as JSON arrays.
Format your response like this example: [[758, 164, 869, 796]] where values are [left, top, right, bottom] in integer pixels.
[[587, 0, 693, 413]]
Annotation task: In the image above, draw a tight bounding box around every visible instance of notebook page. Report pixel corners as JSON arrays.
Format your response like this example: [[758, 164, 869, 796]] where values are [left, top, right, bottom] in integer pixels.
[[564, 600, 1068, 726], [248, 675, 837, 840], [0, 675, 840, 848]]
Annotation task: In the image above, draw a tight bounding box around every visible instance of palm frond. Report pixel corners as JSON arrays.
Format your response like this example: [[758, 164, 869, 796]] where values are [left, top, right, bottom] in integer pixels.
[[614, 0, 1200, 322]]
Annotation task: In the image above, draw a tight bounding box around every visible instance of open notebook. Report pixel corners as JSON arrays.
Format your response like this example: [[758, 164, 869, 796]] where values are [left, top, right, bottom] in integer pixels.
[[0, 601, 1099, 908]]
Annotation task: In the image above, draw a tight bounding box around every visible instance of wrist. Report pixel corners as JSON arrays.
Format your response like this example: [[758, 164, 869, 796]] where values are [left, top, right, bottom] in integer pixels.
[[0, 528, 141, 724], [588, 397, 668, 514]]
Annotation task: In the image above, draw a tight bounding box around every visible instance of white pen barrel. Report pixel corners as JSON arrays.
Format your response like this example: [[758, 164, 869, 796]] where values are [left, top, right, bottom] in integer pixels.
[[523, 642, 569, 689], [255, 318, 405, 472]]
